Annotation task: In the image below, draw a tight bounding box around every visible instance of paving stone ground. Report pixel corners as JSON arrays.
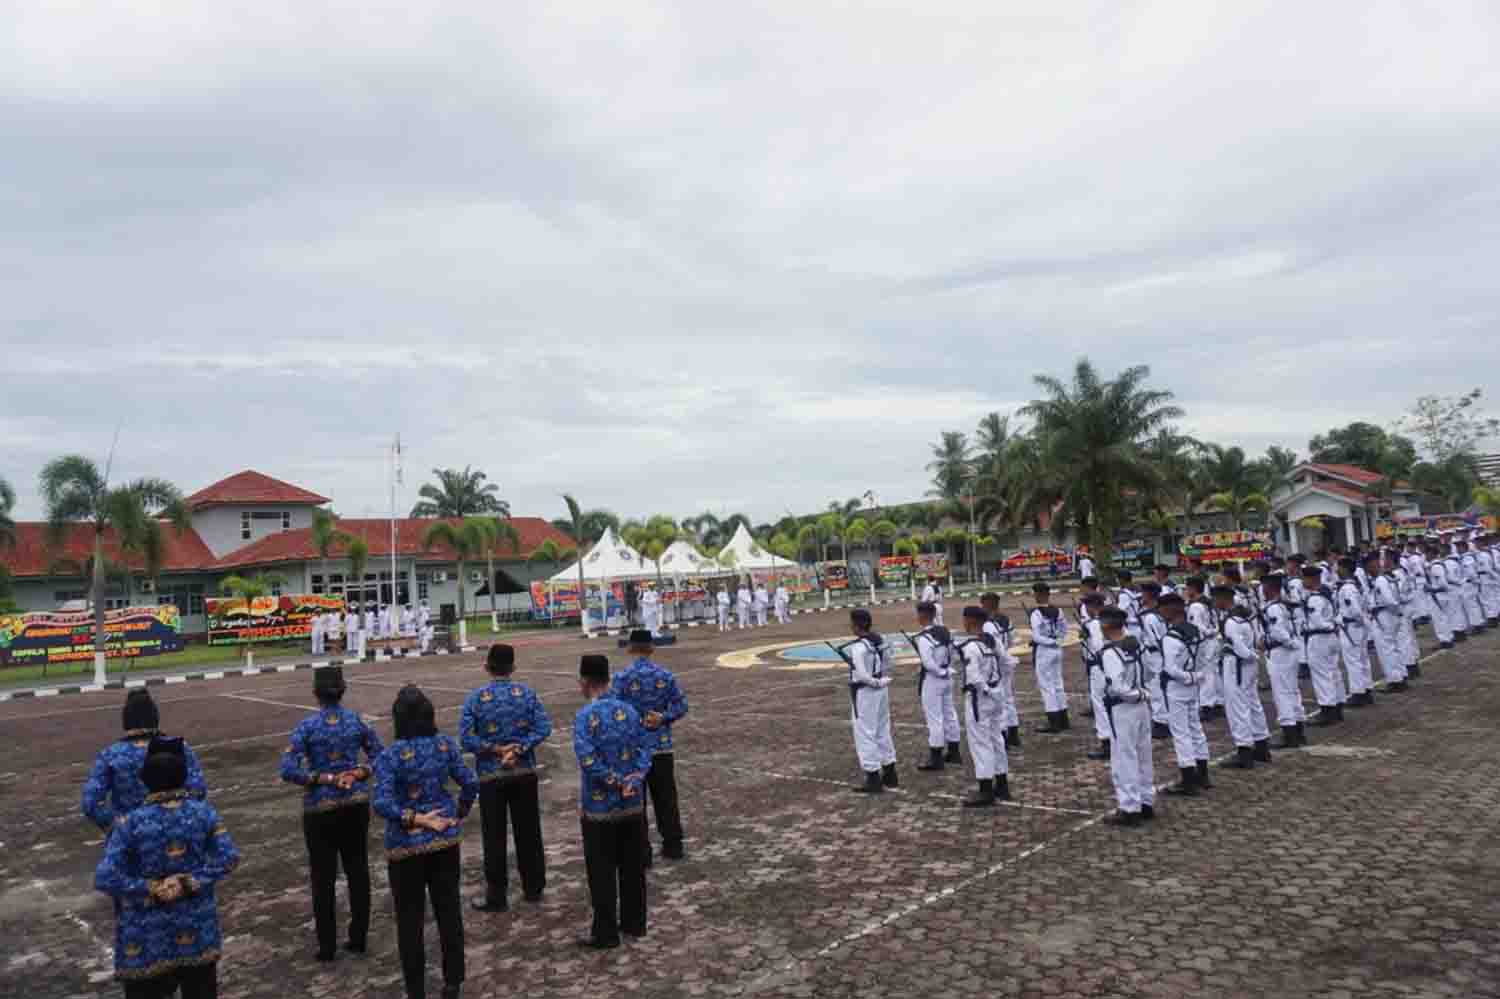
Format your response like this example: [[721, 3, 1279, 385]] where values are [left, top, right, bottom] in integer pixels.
[[3, 596, 1499, 999]]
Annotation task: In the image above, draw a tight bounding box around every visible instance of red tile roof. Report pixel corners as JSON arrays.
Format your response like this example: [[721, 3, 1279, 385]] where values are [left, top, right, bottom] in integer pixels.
[[209, 517, 577, 570], [1, 522, 216, 579], [185, 471, 330, 510], [1302, 463, 1383, 486]]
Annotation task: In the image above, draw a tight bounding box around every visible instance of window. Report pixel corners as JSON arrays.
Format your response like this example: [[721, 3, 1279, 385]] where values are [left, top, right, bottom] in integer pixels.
[[417, 572, 430, 600], [311, 573, 323, 595], [241, 511, 251, 540], [242, 510, 292, 539], [270, 578, 283, 597], [53, 590, 88, 603], [159, 583, 207, 615]]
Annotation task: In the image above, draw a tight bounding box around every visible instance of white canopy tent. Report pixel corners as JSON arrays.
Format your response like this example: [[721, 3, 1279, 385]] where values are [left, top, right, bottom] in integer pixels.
[[714, 524, 799, 574], [547, 527, 658, 582], [656, 540, 727, 579]]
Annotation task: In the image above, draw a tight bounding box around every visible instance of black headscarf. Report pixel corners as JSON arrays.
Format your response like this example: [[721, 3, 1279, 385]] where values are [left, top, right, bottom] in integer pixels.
[[141, 735, 187, 792], [391, 686, 437, 740], [122, 689, 159, 734]]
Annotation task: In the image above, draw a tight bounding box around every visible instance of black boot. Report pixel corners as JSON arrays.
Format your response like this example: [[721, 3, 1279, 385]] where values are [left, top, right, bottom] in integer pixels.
[[1334, 703, 1345, 721], [1349, 690, 1374, 707], [1311, 706, 1339, 726], [442, 985, 462, 999], [1103, 809, 1141, 827], [1385, 680, 1409, 693], [1086, 739, 1110, 760], [854, 769, 883, 794], [1226, 745, 1255, 769], [944, 740, 962, 763], [1140, 803, 1156, 821], [1253, 739, 1272, 763], [881, 763, 899, 788], [1058, 708, 1071, 731], [470, 892, 508, 913], [994, 774, 1011, 801], [1151, 721, 1171, 740], [1295, 722, 1307, 746], [916, 747, 945, 771], [1407, 662, 1421, 678], [1034, 711, 1064, 734], [1195, 760, 1213, 789], [1164, 766, 1199, 796], [1199, 705, 1215, 722], [1007, 726, 1022, 750], [962, 778, 995, 807]]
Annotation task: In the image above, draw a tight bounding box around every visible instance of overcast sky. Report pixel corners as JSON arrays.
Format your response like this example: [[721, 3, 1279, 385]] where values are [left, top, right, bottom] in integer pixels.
[[5, 2, 1499, 525]]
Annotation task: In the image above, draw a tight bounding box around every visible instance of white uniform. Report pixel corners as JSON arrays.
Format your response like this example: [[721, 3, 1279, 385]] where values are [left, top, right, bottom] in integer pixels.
[[1160, 621, 1209, 769], [1459, 551, 1485, 633], [1138, 606, 1169, 725], [1367, 575, 1408, 686], [1261, 598, 1305, 728], [1077, 555, 1096, 579], [323, 611, 342, 652], [984, 616, 1020, 733], [846, 635, 895, 774], [716, 590, 731, 632], [1284, 575, 1308, 671], [363, 608, 377, 645], [774, 585, 790, 624], [1389, 567, 1420, 671], [736, 586, 752, 630], [1100, 639, 1152, 814], [1442, 555, 1470, 634], [1422, 560, 1455, 645], [1117, 588, 1141, 640], [921, 583, 944, 626], [1301, 586, 1343, 711], [1187, 599, 1221, 708], [1219, 609, 1270, 749], [640, 588, 662, 635], [1027, 606, 1069, 715], [310, 611, 325, 655], [1479, 545, 1500, 622], [1335, 579, 1372, 696], [400, 606, 415, 636], [754, 585, 770, 627], [1083, 619, 1109, 744], [913, 625, 960, 751], [959, 634, 1008, 781]]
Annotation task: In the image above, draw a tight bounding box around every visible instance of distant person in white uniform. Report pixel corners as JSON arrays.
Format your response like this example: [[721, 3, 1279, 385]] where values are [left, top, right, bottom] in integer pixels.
[[754, 583, 770, 627], [310, 609, 326, 655], [736, 583, 753, 630], [774, 582, 791, 624], [920, 577, 944, 626], [715, 587, 731, 632], [640, 585, 662, 636]]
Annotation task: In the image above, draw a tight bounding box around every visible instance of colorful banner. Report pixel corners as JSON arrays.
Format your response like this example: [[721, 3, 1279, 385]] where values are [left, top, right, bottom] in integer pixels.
[[528, 581, 626, 619], [999, 548, 1071, 572], [818, 561, 849, 590], [205, 594, 345, 646], [1176, 530, 1273, 568], [914, 554, 950, 579], [0, 605, 184, 668], [879, 556, 913, 587], [1112, 539, 1157, 573], [1382, 514, 1481, 538]]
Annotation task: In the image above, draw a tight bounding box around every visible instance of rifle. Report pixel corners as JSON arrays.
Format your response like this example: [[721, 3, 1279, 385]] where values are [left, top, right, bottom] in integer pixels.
[[825, 640, 862, 716], [899, 629, 939, 694]]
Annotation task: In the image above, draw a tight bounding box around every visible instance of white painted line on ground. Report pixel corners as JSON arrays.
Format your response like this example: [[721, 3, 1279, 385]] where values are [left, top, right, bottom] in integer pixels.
[[223, 692, 317, 713]]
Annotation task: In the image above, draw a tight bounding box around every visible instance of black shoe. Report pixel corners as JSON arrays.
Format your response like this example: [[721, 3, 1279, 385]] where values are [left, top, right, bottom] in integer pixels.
[[854, 769, 884, 794], [962, 778, 995, 807], [944, 741, 962, 764], [1311, 707, 1340, 726], [1007, 726, 1022, 750], [1334, 704, 1345, 722], [1151, 722, 1171, 740], [1253, 739, 1272, 763], [470, 894, 508, 913], [343, 940, 366, 956], [1454, 631, 1468, 643], [1199, 706, 1215, 722], [1295, 722, 1308, 746], [1440, 641, 1454, 650], [1407, 663, 1421, 678], [1058, 708, 1071, 731], [1164, 766, 1199, 796], [995, 774, 1011, 801], [1034, 711, 1064, 734], [622, 926, 647, 939], [1348, 691, 1374, 707], [1139, 804, 1156, 821], [881, 762, 899, 788], [523, 891, 544, 903], [916, 747, 945, 771], [314, 949, 337, 962], [441, 986, 462, 999], [1195, 760, 1213, 789], [1103, 810, 1141, 827], [1226, 746, 1255, 769], [662, 844, 685, 861], [575, 936, 620, 950], [1086, 740, 1111, 761], [1385, 680, 1409, 692]]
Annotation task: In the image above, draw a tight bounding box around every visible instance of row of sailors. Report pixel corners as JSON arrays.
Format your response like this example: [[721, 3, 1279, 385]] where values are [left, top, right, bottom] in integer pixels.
[[309, 602, 435, 657], [710, 583, 793, 632], [83, 634, 690, 998]]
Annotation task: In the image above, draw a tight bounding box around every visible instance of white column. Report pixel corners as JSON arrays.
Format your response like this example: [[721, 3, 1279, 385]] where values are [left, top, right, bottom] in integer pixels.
[[1344, 514, 1356, 548]]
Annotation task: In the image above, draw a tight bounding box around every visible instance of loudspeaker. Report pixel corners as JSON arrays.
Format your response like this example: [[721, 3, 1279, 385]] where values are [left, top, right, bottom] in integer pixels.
[[439, 603, 457, 626]]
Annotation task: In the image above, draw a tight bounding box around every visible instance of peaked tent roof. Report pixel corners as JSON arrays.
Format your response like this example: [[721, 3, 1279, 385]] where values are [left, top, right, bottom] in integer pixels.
[[548, 527, 658, 582], [656, 540, 727, 578], [186, 470, 330, 510], [714, 523, 798, 571]]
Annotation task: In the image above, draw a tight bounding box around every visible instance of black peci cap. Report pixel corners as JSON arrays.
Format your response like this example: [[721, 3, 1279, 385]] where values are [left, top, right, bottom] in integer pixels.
[[141, 735, 187, 792], [579, 654, 610, 683], [487, 644, 516, 674], [123, 689, 159, 733], [962, 605, 987, 621]]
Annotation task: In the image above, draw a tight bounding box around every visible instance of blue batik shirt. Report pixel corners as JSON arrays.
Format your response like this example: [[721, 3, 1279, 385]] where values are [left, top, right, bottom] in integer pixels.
[[573, 697, 653, 821], [459, 679, 553, 782], [82, 734, 209, 832], [372, 734, 479, 861], [608, 657, 689, 757], [94, 791, 239, 981], [279, 705, 384, 812]]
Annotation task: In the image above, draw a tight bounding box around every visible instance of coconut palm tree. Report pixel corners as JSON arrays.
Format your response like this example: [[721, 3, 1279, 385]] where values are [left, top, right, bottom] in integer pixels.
[[421, 518, 489, 639], [346, 537, 370, 602], [794, 523, 820, 563], [409, 466, 508, 518], [217, 572, 286, 665], [926, 431, 973, 501], [40, 455, 189, 685], [0, 475, 16, 550], [1019, 359, 1183, 577], [871, 518, 899, 557], [845, 517, 870, 565], [310, 508, 350, 593], [1411, 455, 1482, 512], [815, 512, 846, 561], [1201, 444, 1273, 530], [477, 516, 521, 629], [527, 538, 576, 571]]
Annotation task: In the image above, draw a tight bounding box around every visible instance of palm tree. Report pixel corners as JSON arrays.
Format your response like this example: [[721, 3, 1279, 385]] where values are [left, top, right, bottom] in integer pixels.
[[562, 495, 592, 633], [217, 572, 285, 665], [526, 538, 575, 571], [871, 518, 899, 557], [40, 456, 189, 685], [1263, 446, 1299, 480], [422, 518, 489, 639], [1411, 455, 1481, 512], [815, 512, 846, 561], [409, 466, 508, 518], [347, 536, 370, 603], [577, 509, 621, 546], [926, 431, 973, 501], [1019, 359, 1183, 577], [845, 518, 870, 571], [310, 508, 349, 593], [477, 516, 521, 629], [0, 475, 16, 550], [1473, 485, 1500, 517], [795, 523, 820, 563], [1201, 444, 1272, 530]]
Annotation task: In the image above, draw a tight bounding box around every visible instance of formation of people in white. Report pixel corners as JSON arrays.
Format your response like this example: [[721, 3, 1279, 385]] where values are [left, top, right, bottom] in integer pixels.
[[702, 581, 794, 633], [308, 603, 435, 657], [830, 531, 1500, 827]]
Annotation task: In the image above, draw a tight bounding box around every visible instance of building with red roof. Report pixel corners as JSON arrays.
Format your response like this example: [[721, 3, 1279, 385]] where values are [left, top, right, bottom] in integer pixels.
[[1, 471, 577, 636], [1270, 462, 1421, 553]]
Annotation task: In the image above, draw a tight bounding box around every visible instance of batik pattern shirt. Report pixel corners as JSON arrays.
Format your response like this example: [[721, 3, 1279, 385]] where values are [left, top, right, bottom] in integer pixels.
[[459, 680, 553, 782], [82, 735, 208, 832], [573, 697, 653, 821], [279, 705, 384, 812], [372, 735, 479, 861], [94, 792, 239, 980], [608, 657, 689, 756]]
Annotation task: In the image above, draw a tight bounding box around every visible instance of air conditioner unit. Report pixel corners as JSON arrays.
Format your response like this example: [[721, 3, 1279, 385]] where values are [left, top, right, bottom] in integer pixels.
[[431, 572, 447, 583], [139, 579, 156, 594], [469, 570, 484, 584]]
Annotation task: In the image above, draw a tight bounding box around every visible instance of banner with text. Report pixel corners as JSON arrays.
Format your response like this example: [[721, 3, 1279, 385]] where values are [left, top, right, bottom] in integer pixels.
[[529, 581, 626, 619], [817, 561, 849, 590], [913, 554, 950, 580], [1176, 530, 1273, 567], [0, 605, 184, 668], [206, 594, 345, 646], [879, 556, 913, 588]]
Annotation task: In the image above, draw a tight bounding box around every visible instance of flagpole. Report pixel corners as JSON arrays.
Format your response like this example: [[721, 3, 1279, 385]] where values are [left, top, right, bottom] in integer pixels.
[[390, 434, 400, 618]]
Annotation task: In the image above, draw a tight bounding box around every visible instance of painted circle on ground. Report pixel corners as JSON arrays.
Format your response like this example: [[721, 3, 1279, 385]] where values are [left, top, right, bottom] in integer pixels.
[[715, 628, 1079, 670]]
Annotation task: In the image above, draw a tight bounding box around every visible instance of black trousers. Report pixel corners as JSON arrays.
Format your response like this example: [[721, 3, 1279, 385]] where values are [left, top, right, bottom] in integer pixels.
[[389, 846, 464, 999], [478, 775, 546, 899], [580, 817, 647, 945], [301, 803, 371, 955], [121, 963, 216, 999], [643, 752, 684, 852]]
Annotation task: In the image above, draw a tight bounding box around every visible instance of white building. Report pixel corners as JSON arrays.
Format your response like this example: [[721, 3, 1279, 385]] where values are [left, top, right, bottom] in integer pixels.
[[1270, 463, 1421, 554]]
